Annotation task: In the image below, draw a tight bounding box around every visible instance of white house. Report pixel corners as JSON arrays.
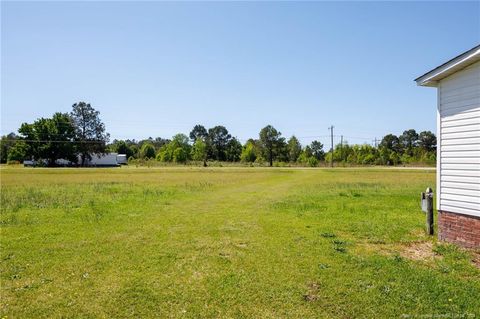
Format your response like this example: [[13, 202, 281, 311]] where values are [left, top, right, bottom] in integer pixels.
[[415, 45, 480, 248]]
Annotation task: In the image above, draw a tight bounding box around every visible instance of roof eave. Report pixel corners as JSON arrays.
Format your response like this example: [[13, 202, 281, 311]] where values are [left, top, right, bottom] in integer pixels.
[[415, 45, 480, 87]]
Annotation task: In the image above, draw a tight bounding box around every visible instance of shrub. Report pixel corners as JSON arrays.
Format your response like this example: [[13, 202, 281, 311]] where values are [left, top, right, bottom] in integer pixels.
[[241, 141, 257, 163], [7, 141, 27, 162], [173, 147, 187, 163], [307, 156, 319, 167], [191, 139, 207, 163], [140, 143, 156, 159], [362, 153, 376, 165]]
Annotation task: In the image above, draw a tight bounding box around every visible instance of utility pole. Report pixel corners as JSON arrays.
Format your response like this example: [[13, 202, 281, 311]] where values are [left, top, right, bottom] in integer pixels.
[[373, 137, 379, 148], [328, 126, 334, 167], [340, 135, 343, 162]]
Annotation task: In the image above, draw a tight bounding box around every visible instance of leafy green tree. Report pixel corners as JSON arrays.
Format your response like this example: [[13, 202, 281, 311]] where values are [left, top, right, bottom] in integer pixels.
[[140, 142, 156, 159], [152, 137, 170, 149], [207, 126, 231, 161], [111, 140, 134, 158], [310, 140, 325, 160], [332, 142, 353, 163], [240, 140, 257, 163], [418, 131, 436, 152], [356, 144, 377, 165], [0, 133, 18, 163], [7, 141, 28, 163], [380, 134, 401, 153], [226, 138, 242, 162], [343, 144, 377, 165], [173, 147, 188, 163], [17, 122, 37, 161], [304, 145, 313, 157], [297, 151, 309, 164], [399, 129, 418, 155], [156, 145, 171, 162], [376, 147, 399, 166], [172, 134, 190, 148], [70, 102, 110, 166], [189, 125, 208, 142], [130, 144, 139, 158], [287, 136, 302, 162], [420, 150, 436, 165], [259, 125, 284, 167], [276, 139, 289, 162], [298, 145, 319, 166], [19, 113, 77, 166], [191, 138, 208, 166], [389, 151, 401, 165], [307, 156, 319, 167], [157, 134, 191, 163]]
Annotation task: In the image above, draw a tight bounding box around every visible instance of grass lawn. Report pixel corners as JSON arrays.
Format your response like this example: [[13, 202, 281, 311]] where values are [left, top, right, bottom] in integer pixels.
[[1, 167, 479, 318]]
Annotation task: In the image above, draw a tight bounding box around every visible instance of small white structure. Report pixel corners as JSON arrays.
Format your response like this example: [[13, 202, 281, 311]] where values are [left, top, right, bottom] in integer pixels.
[[116, 154, 128, 165], [416, 45, 480, 248], [23, 160, 35, 167], [86, 153, 120, 166]]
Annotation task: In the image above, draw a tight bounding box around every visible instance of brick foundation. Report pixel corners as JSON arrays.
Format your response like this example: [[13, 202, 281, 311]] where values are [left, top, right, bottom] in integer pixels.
[[438, 210, 480, 249]]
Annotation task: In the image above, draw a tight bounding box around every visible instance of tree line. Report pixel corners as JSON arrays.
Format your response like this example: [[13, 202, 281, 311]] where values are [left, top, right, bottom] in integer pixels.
[[1, 102, 437, 167], [107, 124, 328, 167], [325, 130, 436, 166], [109, 126, 436, 167]]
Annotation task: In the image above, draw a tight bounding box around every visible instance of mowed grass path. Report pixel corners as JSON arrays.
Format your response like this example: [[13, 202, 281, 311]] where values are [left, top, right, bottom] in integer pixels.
[[1, 167, 479, 318]]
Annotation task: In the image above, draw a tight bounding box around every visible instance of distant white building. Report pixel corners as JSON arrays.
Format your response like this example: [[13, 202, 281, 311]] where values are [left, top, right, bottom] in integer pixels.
[[116, 154, 127, 165], [85, 153, 121, 166], [24, 153, 127, 167], [415, 45, 480, 248]]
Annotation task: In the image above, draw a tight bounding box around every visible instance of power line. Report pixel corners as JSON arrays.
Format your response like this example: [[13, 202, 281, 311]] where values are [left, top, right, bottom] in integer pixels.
[[0, 133, 339, 142], [328, 125, 334, 168], [341, 135, 375, 140], [297, 135, 331, 139], [0, 139, 106, 144]]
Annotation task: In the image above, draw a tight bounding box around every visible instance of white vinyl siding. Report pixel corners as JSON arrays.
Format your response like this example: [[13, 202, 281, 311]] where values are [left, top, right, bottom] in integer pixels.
[[438, 61, 480, 217]]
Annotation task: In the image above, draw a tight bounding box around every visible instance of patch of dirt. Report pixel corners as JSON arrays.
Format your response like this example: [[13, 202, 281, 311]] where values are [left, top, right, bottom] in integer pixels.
[[471, 251, 480, 268], [359, 239, 480, 269], [219, 252, 230, 258], [192, 271, 203, 280], [355, 241, 394, 257], [402, 242, 480, 269], [303, 282, 320, 302], [401, 241, 438, 261], [234, 242, 248, 249]]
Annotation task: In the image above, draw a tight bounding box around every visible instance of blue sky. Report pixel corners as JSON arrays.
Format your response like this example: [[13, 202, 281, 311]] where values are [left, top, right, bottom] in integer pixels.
[[1, 1, 479, 147]]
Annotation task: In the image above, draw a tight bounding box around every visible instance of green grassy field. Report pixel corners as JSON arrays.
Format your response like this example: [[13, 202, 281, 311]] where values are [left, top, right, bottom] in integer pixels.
[[1, 167, 479, 318]]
